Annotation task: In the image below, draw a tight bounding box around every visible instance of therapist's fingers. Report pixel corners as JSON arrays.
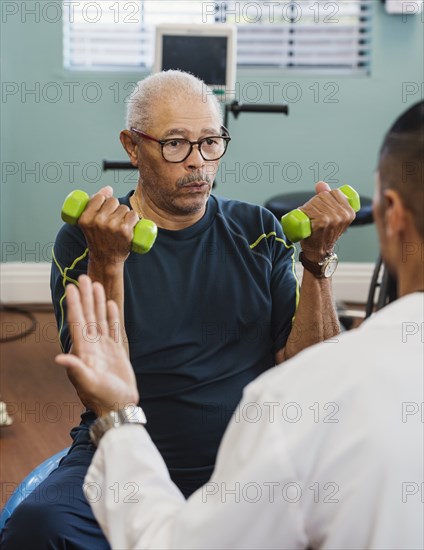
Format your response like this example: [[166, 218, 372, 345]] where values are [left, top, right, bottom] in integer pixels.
[[77, 275, 97, 336]]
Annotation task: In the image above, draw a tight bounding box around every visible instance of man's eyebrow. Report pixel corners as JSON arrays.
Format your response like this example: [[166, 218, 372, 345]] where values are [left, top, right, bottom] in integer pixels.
[[162, 127, 220, 138]]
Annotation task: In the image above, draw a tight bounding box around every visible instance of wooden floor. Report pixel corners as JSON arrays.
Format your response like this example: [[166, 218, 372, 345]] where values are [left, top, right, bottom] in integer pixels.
[[0, 308, 84, 509]]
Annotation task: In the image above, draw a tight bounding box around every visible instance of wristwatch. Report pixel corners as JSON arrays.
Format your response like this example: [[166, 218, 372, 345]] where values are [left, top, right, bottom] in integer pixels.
[[299, 251, 339, 279], [89, 405, 147, 447]]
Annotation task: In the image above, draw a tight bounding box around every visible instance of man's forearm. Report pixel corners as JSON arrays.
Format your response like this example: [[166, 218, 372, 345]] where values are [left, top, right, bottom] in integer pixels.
[[280, 270, 340, 362], [87, 259, 128, 353]]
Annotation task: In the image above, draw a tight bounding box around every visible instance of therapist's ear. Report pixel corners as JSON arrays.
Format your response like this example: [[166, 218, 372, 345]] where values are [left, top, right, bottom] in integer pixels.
[[120, 130, 139, 167], [383, 189, 407, 239]]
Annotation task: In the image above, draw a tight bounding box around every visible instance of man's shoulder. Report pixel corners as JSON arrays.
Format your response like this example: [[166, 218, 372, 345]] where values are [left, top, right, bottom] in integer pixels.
[[55, 221, 86, 244], [53, 222, 87, 264], [118, 191, 132, 206]]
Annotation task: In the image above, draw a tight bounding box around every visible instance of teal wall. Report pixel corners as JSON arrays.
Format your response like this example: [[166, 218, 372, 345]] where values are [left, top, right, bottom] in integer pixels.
[[1, 2, 423, 263]]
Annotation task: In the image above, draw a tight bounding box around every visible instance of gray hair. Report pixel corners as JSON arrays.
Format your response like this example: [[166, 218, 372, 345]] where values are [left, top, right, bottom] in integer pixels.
[[126, 70, 223, 131]]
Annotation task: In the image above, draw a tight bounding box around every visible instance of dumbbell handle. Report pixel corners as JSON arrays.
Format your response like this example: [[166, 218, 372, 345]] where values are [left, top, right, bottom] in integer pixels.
[[281, 185, 361, 243], [61, 190, 157, 255]]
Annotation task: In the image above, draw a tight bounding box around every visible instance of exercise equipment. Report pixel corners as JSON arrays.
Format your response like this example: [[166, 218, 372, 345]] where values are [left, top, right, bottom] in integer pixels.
[[0, 448, 69, 531], [61, 190, 157, 255], [280, 185, 361, 242]]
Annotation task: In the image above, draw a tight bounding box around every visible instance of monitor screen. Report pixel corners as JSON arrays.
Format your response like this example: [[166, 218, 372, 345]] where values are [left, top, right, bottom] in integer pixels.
[[153, 24, 236, 98]]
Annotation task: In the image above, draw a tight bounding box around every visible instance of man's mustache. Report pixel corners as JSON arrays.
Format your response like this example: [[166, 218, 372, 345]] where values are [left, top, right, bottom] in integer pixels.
[[177, 173, 213, 187]]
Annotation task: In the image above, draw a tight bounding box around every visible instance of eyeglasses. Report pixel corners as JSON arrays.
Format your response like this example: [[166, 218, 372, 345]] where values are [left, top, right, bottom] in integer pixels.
[[130, 126, 231, 163]]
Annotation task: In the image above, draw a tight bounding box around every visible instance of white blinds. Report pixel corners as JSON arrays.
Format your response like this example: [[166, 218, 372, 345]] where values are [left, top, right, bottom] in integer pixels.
[[227, 0, 372, 70], [63, 0, 372, 73], [63, 1, 203, 69]]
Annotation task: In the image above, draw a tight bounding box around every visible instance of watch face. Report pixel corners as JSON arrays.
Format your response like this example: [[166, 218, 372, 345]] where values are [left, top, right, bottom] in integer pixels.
[[324, 257, 338, 278]]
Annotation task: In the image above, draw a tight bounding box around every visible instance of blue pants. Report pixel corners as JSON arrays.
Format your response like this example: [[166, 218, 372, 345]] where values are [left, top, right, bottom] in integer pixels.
[[1, 416, 201, 549], [0, 421, 110, 550]]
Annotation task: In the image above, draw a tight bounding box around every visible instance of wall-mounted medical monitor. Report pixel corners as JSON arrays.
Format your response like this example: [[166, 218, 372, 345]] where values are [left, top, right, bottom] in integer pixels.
[[153, 24, 237, 98]]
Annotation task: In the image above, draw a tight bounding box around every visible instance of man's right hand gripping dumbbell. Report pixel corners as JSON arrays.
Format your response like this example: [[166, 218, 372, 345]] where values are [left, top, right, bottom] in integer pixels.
[[60, 186, 157, 352], [62, 186, 157, 259]]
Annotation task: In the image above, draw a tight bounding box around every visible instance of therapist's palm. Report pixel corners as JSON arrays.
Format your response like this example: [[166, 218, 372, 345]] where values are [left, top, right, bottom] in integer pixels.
[[55, 275, 139, 417]]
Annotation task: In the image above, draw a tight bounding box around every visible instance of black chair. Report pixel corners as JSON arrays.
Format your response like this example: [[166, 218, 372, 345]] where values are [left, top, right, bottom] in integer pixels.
[[365, 256, 397, 319]]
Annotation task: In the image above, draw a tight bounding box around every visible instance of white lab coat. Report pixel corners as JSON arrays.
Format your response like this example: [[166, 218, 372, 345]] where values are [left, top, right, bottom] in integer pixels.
[[86, 293, 424, 550]]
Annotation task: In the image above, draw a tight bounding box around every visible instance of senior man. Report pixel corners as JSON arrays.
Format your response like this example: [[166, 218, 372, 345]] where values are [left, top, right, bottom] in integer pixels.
[[0, 70, 354, 549]]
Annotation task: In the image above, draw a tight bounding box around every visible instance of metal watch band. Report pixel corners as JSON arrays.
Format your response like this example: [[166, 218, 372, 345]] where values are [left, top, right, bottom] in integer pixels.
[[89, 405, 147, 447]]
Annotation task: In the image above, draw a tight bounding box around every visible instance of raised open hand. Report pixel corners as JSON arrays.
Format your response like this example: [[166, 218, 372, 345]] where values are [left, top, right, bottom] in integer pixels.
[[55, 275, 139, 417]]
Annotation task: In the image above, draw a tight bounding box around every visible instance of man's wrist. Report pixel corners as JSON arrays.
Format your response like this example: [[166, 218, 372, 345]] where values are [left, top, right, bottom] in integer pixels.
[[299, 247, 334, 263], [88, 256, 125, 278], [299, 251, 338, 279]]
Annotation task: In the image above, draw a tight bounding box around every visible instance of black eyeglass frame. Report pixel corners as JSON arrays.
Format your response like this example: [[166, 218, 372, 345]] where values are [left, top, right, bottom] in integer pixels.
[[130, 126, 231, 163]]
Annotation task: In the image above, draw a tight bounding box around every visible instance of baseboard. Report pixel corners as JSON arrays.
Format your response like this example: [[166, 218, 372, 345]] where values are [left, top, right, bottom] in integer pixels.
[[0, 262, 376, 305], [294, 262, 376, 304], [0, 263, 53, 304]]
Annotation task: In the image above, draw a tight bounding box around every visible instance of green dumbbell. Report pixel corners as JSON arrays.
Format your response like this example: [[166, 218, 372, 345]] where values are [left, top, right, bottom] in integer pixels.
[[281, 185, 361, 243], [61, 189, 158, 255]]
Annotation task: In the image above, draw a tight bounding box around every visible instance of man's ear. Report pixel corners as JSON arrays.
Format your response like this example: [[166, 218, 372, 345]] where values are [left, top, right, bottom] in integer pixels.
[[120, 130, 139, 168], [383, 189, 407, 238]]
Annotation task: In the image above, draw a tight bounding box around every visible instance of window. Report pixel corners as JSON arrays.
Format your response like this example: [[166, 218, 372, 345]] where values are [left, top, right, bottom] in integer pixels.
[[63, 0, 372, 74]]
